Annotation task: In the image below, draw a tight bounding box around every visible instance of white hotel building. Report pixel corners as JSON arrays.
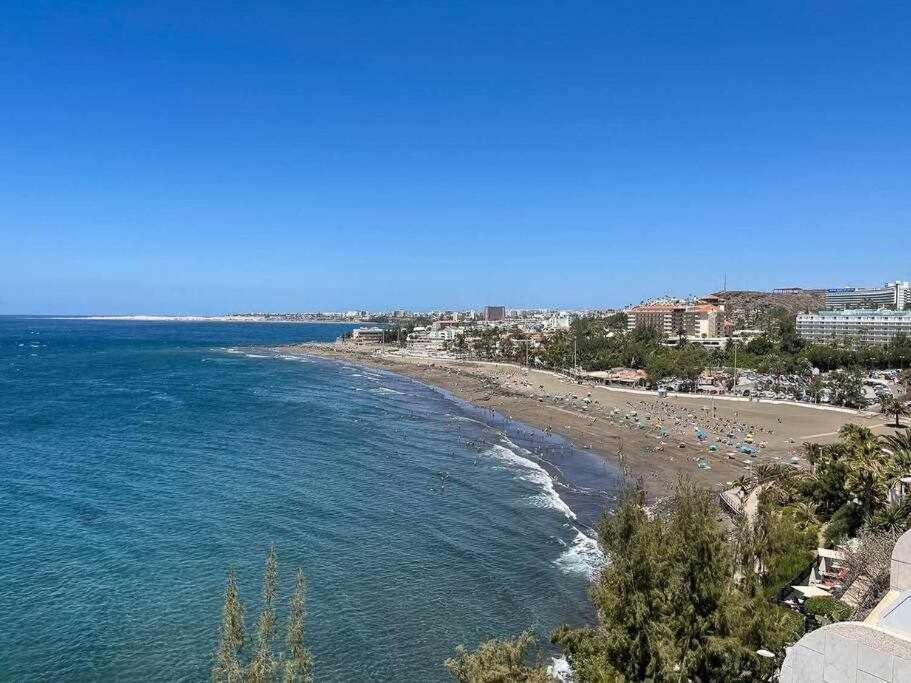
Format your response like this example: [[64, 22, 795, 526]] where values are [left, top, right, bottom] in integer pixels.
[[825, 281, 911, 310], [796, 309, 911, 345]]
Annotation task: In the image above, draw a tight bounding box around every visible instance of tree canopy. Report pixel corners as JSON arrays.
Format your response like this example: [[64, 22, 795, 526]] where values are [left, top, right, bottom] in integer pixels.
[[213, 547, 313, 683], [552, 481, 802, 682]]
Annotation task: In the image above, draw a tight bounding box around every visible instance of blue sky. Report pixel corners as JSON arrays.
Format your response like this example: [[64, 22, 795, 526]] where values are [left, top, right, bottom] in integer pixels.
[[2, 2, 909, 314]]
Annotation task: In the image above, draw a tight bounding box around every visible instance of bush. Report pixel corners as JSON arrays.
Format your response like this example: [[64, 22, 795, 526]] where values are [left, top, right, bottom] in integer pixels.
[[804, 596, 851, 625]]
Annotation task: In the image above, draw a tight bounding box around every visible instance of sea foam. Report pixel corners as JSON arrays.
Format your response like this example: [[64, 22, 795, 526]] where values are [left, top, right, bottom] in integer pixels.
[[486, 443, 577, 520], [370, 386, 405, 395], [548, 656, 574, 682], [555, 527, 605, 579]]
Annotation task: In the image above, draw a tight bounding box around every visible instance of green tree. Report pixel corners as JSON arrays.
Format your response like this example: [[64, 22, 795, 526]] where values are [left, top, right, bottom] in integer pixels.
[[760, 353, 793, 394], [250, 546, 279, 682], [213, 548, 313, 683], [605, 312, 628, 332], [553, 481, 799, 682], [882, 429, 911, 470], [444, 632, 551, 683], [803, 596, 851, 628], [746, 505, 818, 597], [869, 500, 911, 533], [826, 368, 868, 409], [880, 395, 909, 427], [843, 427, 899, 522], [214, 570, 246, 682], [283, 570, 313, 683], [806, 375, 826, 404]]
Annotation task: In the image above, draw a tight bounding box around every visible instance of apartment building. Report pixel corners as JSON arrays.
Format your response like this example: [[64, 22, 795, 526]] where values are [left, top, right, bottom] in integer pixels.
[[483, 305, 506, 322], [825, 281, 911, 310], [626, 303, 686, 335], [350, 327, 386, 344], [684, 303, 725, 338], [796, 309, 911, 345], [627, 301, 725, 338]]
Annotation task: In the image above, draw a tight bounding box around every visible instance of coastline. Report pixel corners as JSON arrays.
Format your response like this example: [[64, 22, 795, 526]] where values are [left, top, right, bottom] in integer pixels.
[[42, 315, 356, 324], [275, 342, 896, 501]]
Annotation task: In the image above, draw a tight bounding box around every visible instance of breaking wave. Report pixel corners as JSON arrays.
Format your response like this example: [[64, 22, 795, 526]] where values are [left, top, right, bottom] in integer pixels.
[[555, 527, 604, 579], [485, 443, 576, 520]]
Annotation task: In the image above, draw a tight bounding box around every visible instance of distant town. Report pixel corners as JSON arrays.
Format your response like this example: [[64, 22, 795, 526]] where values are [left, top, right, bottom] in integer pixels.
[[312, 278, 911, 411]]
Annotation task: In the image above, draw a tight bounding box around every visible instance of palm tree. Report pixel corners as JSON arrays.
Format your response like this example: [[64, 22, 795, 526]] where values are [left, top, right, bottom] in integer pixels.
[[844, 435, 899, 522], [733, 475, 754, 495], [869, 500, 911, 533], [880, 395, 910, 428], [881, 429, 911, 471], [755, 463, 796, 485], [791, 501, 818, 534], [882, 428, 911, 450]]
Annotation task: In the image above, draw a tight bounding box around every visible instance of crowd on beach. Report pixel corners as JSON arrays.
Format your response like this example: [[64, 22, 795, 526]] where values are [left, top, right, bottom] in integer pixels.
[[285, 344, 873, 491], [417, 360, 807, 482]]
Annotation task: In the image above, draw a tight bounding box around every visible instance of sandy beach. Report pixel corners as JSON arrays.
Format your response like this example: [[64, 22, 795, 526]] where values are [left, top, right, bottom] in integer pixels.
[[278, 342, 900, 499]]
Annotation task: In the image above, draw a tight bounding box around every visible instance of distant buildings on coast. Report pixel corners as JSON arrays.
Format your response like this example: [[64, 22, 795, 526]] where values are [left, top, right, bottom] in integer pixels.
[[243, 275, 911, 350], [625, 297, 726, 339], [613, 277, 911, 348], [824, 281, 910, 311], [797, 309, 911, 345], [483, 305, 506, 322], [796, 280, 911, 346]]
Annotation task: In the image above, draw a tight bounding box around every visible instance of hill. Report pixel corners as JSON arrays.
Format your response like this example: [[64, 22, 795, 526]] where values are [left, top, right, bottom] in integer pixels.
[[712, 289, 826, 329]]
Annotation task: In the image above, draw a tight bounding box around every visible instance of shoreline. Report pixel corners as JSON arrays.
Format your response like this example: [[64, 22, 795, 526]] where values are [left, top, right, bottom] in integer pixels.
[[38, 316, 358, 324], [275, 343, 899, 500]]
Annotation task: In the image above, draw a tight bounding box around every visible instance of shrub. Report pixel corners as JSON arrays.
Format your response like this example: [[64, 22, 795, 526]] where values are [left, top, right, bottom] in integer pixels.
[[804, 596, 851, 625]]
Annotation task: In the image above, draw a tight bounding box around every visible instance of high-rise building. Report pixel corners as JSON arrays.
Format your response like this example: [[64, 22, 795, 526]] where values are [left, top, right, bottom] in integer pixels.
[[626, 303, 686, 335], [796, 309, 911, 345], [626, 300, 724, 338], [683, 303, 725, 338], [483, 306, 506, 322], [825, 281, 911, 310]]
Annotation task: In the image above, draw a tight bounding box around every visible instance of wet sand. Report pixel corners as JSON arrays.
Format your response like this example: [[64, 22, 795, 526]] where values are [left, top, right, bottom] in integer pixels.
[[278, 343, 897, 499]]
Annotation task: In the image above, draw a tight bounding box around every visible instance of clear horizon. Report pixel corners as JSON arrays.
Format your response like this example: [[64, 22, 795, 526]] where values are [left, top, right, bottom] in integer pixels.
[[2, 2, 909, 315]]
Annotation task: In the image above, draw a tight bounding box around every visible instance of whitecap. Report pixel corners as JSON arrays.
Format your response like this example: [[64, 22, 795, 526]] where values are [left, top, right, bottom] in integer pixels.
[[371, 387, 405, 395], [548, 656, 574, 682], [554, 528, 604, 579], [485, 443, 576, 520]]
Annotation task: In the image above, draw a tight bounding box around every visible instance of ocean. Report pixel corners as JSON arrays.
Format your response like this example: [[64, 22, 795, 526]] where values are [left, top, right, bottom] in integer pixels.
[[0, 317, 622, 681]]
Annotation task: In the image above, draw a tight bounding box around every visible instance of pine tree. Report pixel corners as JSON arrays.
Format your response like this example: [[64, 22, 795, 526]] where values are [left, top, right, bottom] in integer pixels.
[[553, 480, 801, 682], [212, 549, 313, 683], [213, 570, 245, 682], [444, 631, 551, 683], [283, 569, 313, 683], [249, 545, 278, 681]]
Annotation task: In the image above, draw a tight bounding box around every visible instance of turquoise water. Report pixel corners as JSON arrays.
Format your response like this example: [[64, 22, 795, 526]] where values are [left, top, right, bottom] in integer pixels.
[[0, 318, 620, 681]]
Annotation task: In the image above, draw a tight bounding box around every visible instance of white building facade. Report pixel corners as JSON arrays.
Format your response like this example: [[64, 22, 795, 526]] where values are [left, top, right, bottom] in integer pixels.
[[796, 310, 911, 345], [825, 282, 911, 311]]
